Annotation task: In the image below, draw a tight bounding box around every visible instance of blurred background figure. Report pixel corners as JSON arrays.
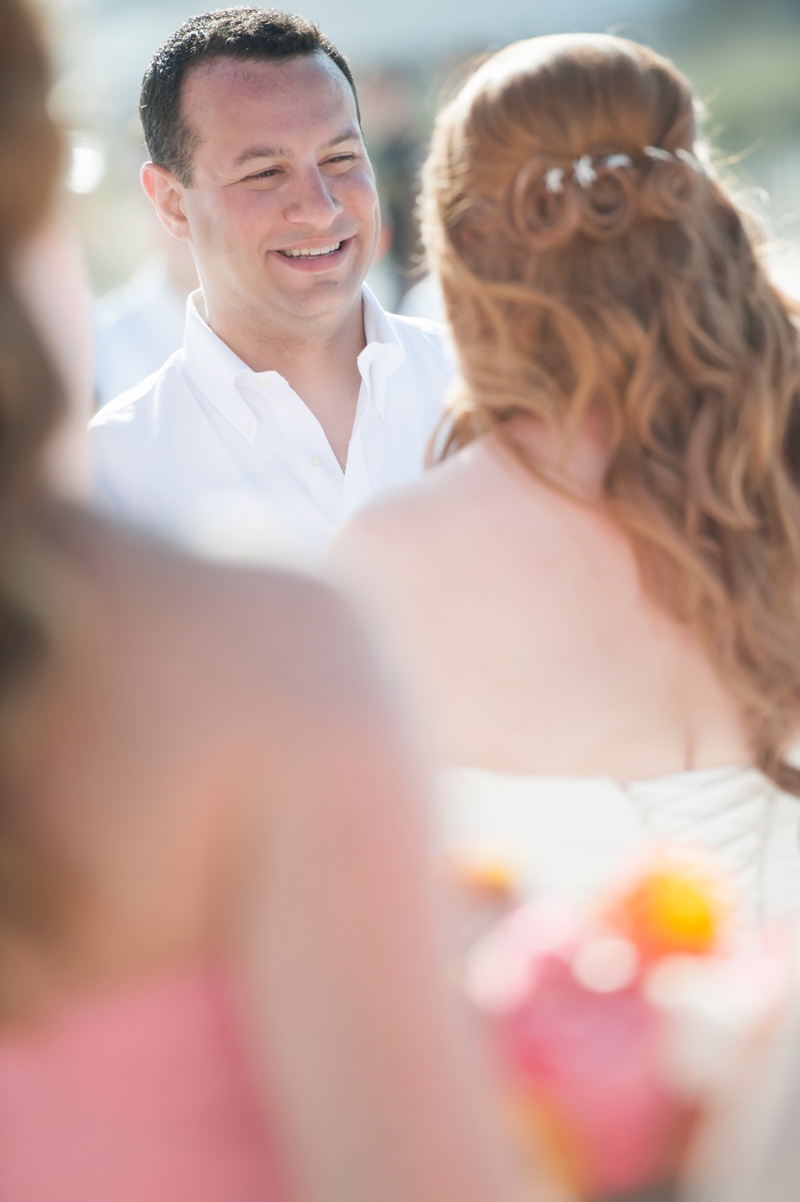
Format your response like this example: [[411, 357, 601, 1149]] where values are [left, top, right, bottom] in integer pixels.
[[93, 218, 197, 406], [11, 207, 94, 497], [0, 4, 518, 1201], [398, 272, 444, 321]]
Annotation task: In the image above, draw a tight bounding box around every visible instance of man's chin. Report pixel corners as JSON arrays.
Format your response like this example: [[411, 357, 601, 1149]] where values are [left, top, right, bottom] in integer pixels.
[[267, 275, 366, 323]]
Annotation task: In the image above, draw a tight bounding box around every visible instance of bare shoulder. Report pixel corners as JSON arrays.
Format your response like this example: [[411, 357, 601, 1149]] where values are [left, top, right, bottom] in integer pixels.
[[329, 430, 617, 645], [335, 442, 493, 563], [58, 506, 375, 716], [332, 435, 541, 580]]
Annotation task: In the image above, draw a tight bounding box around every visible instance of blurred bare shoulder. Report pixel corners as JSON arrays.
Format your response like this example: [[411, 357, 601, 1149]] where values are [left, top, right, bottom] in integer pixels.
[[54, 504, 380, 725], [332, 442, 487, 574], [7, 509, 408, 999], [328, 447, 499, 734]]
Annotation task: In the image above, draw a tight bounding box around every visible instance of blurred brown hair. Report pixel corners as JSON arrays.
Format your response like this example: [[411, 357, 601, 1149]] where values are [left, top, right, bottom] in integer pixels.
[[0, 0, 62, 510], [422, 33, 800, 792], [0, 0, 66, 959]]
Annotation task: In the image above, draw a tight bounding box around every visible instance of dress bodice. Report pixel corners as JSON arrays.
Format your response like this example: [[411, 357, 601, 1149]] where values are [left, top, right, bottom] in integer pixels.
[[0, 964, 286, 1202], [437, 764, 800, 927]]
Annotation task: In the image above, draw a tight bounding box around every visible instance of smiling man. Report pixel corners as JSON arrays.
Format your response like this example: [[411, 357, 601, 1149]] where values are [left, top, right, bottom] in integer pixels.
[[89, 9, 452, 561]]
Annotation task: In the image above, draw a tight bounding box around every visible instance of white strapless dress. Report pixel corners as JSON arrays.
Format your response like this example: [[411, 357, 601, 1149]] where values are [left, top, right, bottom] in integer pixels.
[[437, 765, 800, 928]]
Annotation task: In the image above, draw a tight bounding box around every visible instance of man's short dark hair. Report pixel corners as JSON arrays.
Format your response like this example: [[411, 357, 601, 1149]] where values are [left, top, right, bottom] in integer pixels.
[[140, 7, 360, 185]]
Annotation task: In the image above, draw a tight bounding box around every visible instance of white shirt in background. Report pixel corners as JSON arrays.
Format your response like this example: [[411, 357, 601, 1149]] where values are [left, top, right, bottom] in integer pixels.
[[89, 285, 453, 564], [398, 273, 445, 323], [93, 266, 187, 408]]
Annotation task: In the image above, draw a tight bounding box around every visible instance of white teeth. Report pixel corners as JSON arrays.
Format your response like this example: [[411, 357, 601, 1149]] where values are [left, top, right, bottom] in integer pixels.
[[280, 242, 342, 258]]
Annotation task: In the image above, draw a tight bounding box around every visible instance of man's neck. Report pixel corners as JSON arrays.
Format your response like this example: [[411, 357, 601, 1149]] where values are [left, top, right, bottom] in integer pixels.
[[208, 293, 367, 469]]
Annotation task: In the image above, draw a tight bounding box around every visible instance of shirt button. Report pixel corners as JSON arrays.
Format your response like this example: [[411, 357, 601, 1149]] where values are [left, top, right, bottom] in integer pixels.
[[244, 422, 254, 437], [310, 457, 322, 468]]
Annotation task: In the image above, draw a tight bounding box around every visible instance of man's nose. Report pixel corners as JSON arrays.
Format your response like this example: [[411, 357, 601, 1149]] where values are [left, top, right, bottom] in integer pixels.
[[284, 166, 342, 227]]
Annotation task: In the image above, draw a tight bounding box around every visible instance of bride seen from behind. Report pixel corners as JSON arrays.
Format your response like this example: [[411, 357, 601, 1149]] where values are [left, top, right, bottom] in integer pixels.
[[332, 34, 800, 924]]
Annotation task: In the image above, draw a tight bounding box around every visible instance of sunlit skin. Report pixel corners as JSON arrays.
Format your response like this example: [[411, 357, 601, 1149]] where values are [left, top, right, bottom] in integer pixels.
[[142, 53, 382, 466], [332, 415, 751, 776]]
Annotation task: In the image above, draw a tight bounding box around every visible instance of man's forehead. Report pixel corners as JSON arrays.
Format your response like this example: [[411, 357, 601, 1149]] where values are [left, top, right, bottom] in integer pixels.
[[184, 52, 352, 115]]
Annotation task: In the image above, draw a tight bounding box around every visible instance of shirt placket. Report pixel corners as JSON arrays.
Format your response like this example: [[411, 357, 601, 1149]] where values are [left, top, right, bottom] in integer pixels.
[[245, 374, 346, 526], [342, 374, 376, 515]]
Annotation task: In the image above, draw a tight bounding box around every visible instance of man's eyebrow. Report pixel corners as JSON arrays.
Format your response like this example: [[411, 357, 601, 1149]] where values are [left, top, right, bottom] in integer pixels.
[[232, 128, 360, 171], [320, 127, 361, 150], [233, 145, 292, 168]]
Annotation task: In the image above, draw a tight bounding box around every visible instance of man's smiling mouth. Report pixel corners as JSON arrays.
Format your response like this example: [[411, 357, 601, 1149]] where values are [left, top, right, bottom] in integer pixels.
[[277, 241, 343, 258]]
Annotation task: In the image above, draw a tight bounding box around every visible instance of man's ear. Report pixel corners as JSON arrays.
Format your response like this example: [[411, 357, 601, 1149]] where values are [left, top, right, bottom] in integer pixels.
[[141, 162, 191, 242]]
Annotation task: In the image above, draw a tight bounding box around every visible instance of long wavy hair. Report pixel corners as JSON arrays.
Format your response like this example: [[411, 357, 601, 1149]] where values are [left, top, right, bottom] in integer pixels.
[[422, 34, 800, 793], [0, 0, 66, 961]]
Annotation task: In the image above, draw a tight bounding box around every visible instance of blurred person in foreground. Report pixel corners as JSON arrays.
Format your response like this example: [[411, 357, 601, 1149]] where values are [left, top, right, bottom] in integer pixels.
[[0, 5, 514, 1202], [88, 8, 452, 564], [332, 35, 800, 927]]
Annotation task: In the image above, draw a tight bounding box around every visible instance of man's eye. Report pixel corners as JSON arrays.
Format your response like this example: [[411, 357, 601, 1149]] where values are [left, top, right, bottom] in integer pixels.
[[248, 168, 280, 180], [326, 154, 357, 165]]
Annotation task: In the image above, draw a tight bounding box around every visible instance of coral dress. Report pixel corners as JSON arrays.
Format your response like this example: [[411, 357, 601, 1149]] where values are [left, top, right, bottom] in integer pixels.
[[0, 964, 287, 1202]]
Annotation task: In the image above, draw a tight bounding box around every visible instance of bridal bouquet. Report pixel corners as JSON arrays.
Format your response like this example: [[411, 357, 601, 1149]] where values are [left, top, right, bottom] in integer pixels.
[[463, 856, 788, 1201]]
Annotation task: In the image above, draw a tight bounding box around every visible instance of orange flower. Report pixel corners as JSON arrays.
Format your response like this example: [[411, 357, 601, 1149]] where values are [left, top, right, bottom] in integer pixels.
[[606, 855, 728, 962]]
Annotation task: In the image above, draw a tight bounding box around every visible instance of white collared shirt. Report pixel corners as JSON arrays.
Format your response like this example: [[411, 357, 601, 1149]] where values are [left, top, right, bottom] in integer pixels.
[[89, 285, 453, 563]]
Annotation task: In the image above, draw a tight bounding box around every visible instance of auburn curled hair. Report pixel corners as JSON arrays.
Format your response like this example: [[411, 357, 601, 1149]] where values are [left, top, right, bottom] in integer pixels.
[[422, 34, 800, 793]]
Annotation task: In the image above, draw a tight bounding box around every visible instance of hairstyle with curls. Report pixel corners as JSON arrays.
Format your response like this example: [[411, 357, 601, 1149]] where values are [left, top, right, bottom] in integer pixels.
[[422, 33, 800, 793], [0, 0, 69, 970]]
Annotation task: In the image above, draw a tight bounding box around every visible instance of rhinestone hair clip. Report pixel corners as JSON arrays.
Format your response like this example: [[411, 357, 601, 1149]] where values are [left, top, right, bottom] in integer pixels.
[[544, 147, 701, 194], [644, 145, 704, 173]]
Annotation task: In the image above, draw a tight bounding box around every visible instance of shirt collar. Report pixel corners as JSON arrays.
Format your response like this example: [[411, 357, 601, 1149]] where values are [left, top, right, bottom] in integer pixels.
[[183, 290, 259, 446], [181, 283, 406, 443], [357, 284, 406, 420]]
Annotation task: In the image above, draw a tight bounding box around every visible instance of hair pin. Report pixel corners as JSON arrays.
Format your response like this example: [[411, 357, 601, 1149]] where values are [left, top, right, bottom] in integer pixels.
[[538, 147, 696, 201], [644, 145, 703, 175], [675, 147, 702, 172], [573, 154, 598, 188]]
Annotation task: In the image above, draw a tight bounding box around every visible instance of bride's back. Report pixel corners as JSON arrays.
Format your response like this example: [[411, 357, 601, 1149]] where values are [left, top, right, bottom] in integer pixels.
[[336, 418, 750, 777]]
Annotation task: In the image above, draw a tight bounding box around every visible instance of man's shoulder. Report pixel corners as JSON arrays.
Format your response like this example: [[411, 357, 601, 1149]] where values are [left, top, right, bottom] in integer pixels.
[[381, 312, 451, 387], [386, 309, 448, 344], [89, 349, 186, 433]]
